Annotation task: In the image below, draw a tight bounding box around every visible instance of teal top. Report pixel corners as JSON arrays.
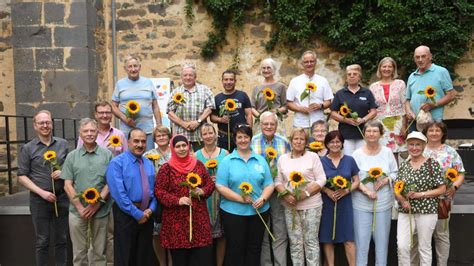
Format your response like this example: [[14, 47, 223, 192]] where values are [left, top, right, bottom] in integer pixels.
[[60, 145, 113, 218], [216, 149, 273, 216]]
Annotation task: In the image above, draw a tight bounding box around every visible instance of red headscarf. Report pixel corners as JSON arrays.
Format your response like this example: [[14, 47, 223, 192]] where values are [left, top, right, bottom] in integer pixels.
[[168, 135, 197, 174]]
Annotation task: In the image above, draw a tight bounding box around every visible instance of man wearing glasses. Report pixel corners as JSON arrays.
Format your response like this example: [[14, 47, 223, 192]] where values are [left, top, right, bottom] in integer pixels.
[[287, 50, 334, 131], [18, 110, 70, 266]]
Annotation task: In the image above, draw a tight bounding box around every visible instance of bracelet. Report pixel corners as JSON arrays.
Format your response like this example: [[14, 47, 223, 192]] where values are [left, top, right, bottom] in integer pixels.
[[304, 190, 311, 197]]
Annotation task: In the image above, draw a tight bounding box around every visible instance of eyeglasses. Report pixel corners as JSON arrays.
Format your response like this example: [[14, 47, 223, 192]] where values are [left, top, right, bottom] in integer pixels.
[[97, 111, 112, 116], [35, 121, 52, 126], [303, 60, 316, 65]]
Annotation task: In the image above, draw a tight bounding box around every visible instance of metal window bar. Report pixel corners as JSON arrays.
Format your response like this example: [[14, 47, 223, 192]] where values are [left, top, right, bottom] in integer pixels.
[[0, 115, 79, 194]]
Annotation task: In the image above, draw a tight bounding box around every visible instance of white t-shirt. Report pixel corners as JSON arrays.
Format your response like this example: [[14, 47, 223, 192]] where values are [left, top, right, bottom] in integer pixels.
[[287, 73, 334, 128]]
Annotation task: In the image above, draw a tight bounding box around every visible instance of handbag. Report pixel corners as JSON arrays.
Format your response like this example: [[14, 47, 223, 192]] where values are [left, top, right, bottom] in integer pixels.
[[427, 158, 451, 219]]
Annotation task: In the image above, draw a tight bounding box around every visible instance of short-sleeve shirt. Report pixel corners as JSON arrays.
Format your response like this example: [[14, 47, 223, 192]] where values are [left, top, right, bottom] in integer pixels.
[[396, 158, 445, 214], [287, 73, 334, 128], [251, 82, 287, 114], [213, 90, 252, 133], [166, 83, 215, 142], [331, 87, 378, 139], [216, 150, 273, 216], [60, 145, 113, 218], [423, 144, 465, 174], [112, 76, 157, 135], [406, 63, 453, 121], [17, 136, 69, 192]]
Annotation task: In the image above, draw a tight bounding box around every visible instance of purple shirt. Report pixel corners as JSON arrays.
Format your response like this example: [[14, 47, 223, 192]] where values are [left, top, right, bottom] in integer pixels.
[[77, 126, 128, 156]]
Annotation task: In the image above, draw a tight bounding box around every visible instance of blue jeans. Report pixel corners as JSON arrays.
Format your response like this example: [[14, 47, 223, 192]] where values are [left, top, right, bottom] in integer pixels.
[[145, 133, 154, 151], [353, 208, 391, 266]]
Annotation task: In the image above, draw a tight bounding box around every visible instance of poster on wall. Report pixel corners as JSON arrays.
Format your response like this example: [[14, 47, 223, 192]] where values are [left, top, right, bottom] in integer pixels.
[[151, 78, 171, 129]]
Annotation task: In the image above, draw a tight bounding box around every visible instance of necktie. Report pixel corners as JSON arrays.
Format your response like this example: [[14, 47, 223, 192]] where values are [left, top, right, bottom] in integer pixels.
[[138, 158, 150, 211]]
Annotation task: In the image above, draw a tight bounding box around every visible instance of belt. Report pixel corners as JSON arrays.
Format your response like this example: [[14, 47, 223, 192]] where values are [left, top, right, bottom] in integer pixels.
[[218, 129, 233, 136]]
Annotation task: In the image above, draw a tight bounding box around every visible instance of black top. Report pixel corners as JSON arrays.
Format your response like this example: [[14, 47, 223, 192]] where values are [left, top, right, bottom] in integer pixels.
[[213, 90, 251, 132], [331, 86, 378, 139]]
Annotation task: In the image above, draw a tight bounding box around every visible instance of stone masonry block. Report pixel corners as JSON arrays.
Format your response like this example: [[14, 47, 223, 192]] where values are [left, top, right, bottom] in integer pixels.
[[116, 19, 134, 31], [147, 4, 166, 16], [66, 48, 89, 70], [11, 2, 41, 26], [14, 71, 43, 103], [36, 48, 64, 70], [45, 3, 65, 24], [54, 26, 88, 47], [68, 1, 87, 25], [12, 26, 52, 48], [43, 71, 92, 102], [118, 9, 147, 17], [13, 48, 35, 71]]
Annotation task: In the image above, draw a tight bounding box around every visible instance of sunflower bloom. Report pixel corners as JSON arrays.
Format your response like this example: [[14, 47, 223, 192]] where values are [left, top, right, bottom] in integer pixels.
[[289, 171, 305, 187], [205, 159, 218, 169], [82, 188, 100, 204], [145, 154, 161, 161], [445, 168, 458, 183], [262, 87, 276, 101], [186, 173, 202, 189], [306, 82, 317, 92], [43, 150, 57, 161], [339, 104, 350, 117], [394, 180, 405, 195], [309, 141, 324, 152], [109, 135, 121, 147], [225, 99, 237, 112], [173, 92, 186, 104], [239, 182, 253, 194], [368, 167, 383, 179], [265, 147, 278, 160], [126, 100, 140, 115], [333, 175, 348, 189], [424, 86, 436, 98]]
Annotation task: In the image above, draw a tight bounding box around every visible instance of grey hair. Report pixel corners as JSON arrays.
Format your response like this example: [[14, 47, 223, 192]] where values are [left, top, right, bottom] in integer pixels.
[[363, 119, 384, 136], [301, 50, 317, 61], [123, 55, 140, 66], [260, 111, 278, 125], [79, 118, 98, 131], [181, 62, 197, 74], [260, 58, 277, 75]]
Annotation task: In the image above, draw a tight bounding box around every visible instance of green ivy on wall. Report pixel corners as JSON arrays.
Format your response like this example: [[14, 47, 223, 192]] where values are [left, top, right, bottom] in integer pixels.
[[189, 0, 473, 79]]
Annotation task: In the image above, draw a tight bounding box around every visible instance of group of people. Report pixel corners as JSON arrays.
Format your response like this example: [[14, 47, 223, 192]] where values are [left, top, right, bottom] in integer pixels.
[[17, 44, 464, 266]]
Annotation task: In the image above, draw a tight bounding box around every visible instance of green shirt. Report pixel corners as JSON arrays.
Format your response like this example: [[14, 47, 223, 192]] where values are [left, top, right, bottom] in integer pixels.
[[61, 145, 113, 218]]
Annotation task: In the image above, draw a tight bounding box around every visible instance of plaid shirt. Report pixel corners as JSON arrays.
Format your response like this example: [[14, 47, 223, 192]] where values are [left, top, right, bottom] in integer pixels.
[[251, 133, 291, 160], [167, 83, 215, 141]]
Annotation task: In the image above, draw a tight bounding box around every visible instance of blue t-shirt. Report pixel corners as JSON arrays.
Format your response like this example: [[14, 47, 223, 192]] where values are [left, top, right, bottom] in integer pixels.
[[406, 63, 453, 121], [112, 76, 157, 135], [216, 150, 273, 216]]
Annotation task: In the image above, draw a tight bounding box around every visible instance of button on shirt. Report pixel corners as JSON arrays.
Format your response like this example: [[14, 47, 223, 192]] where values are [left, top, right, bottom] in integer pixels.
[[216, 150, 273, 216], [60, 145, 113, 218], [17, 136, 69, 192], [106, 150, 157, 221]]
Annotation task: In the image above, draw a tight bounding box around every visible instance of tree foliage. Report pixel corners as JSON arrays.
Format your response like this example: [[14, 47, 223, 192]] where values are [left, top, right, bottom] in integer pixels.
[[191, 0, 473, 80]]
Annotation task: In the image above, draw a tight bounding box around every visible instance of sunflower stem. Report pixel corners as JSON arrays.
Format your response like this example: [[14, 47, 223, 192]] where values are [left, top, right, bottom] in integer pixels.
[[372, 199, 377, 232], [332, 202, 337, 240], [227, 122, 230, 152], [189, 200, 193, 242], [256, 208, 275, 241], [50, 166, 59, 218], [409, 200, 413, 248]]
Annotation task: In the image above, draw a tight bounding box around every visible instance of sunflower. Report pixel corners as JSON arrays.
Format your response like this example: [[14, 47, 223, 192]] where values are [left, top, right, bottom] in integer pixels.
[[394, 180, 405, 195], [306, 82, 317, 92], [109, 135, 121, 147], [225, 99, 237, 112], [339, 104, 350, 117], [262, 87, 275, 101], [368, 167, 383, 179], [126, 100, 140, 114], [445, 168, 458, 182], [309, 141, 324, 152], [173, 92, 185, 104], [82, 188, 100, 204], [205, 159, 218, 169], [289, 171, 305, 187], [145, 154, 161, 161], [43, 150, 57, 161], [186, 173, 202, 188], [424, 86, 436, 98], [333, 175, 348, 189], [239, 182, 253, 194], [265, 147, 278, 160]]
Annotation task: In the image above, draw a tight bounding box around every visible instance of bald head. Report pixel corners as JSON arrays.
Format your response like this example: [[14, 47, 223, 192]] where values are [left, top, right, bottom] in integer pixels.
[[413, 45, 432, 72]]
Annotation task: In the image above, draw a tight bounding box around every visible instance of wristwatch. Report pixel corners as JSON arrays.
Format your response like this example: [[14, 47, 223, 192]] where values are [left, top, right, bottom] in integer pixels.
[[197, 118, 202, 124], [304, 190, 311, 197]]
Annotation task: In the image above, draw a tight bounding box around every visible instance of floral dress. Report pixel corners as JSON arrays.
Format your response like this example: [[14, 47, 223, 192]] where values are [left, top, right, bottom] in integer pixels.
[[195, 148, 227, 238], [369, 79, 407, 153]]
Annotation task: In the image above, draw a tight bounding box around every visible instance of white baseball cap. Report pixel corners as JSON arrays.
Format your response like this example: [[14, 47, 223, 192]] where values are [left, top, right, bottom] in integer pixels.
[[406, 131, 427, 143]]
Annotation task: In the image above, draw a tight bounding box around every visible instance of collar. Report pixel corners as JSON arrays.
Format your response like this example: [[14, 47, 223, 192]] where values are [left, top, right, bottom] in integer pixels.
[[228, 149, 258, 161], [125, 150, 143, 163], [414, 63, 435, 75], [79, 144, 99, 156], [33, 136, 56, 146]]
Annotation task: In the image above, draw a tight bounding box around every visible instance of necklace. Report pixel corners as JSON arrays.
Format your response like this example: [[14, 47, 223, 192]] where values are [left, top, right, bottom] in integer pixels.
[[203, 145, 218, 159]]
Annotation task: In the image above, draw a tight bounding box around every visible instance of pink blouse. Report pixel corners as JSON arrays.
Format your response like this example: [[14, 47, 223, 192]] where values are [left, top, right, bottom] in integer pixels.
[[369, 79, 406, 117]]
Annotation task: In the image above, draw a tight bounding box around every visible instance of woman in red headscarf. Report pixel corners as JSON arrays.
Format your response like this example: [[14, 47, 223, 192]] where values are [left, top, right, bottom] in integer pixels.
[[155, 135, 215, 265]]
